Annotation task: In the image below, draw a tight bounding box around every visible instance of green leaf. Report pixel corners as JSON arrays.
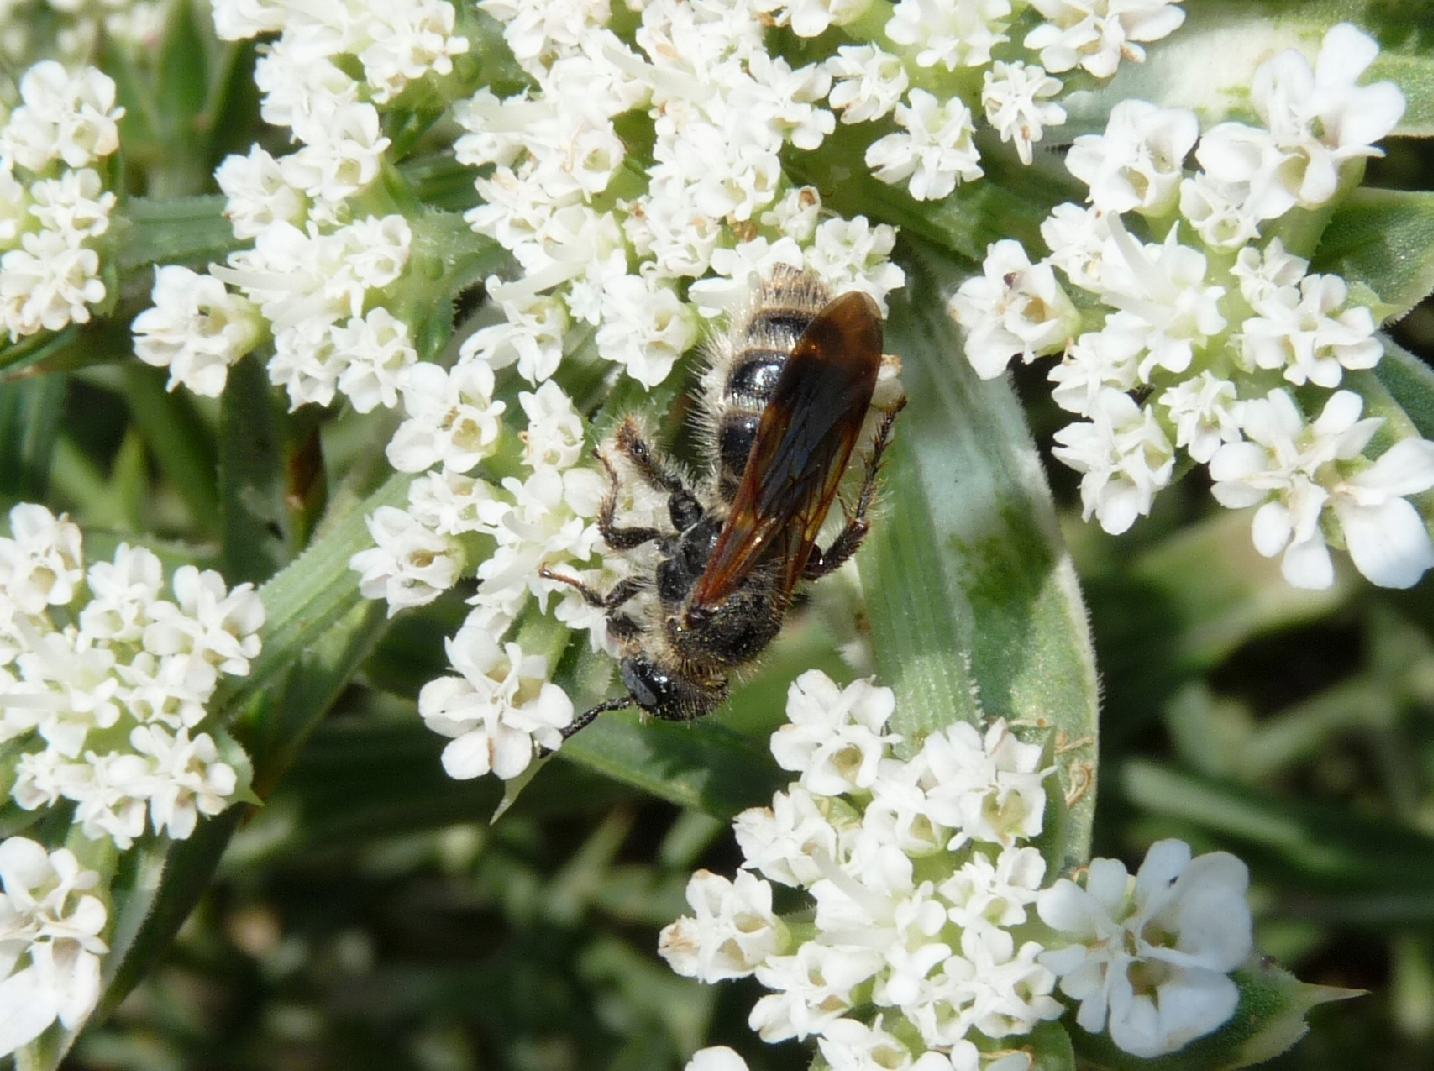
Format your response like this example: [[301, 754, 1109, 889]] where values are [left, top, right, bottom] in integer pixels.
[[1067, 956, 1359, 1071], [215, 472, 411, 713], [1373, 332, 1434, 440], [218, 354, 289, 584], [859, 244, 1100, 868], [1312, 188, 1434, 321], [0, 372, 66, 501], [1119, 760, 1434, 904], [1062, 1, 1434, 137], [1074, 510, 1354, 732], [119, 196, 243, 271], [121, 365, 221, 535]]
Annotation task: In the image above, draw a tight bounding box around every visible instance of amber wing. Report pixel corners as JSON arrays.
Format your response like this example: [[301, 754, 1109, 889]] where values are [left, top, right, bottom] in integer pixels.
[[690, 290, 883, 608]]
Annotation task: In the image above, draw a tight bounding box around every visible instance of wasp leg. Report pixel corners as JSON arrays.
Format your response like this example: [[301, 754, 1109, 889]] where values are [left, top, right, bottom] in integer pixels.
[[804, 398, 906, 580], [538, 568, 647, 610], [614, 418, 705, 531], [594, 448, 664, 550]]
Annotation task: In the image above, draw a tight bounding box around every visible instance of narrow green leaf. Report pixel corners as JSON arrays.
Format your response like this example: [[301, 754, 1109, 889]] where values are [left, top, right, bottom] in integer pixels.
[[214, 472, 411, 713], [119, 196, 242, 270], [1062, 2, 1434, 137], [121, 365, 220, 533], [156, 0, 209, 142], [860, 245, 1100, 867], [1312, 188, 1434, 321], [1067, 956, 1359, 1071], [1075, 510, 1354, 731], [1119, 760, 1434, 897], [1373, 333, 1434, 439], [0, 373, 66, 501], [218, 354, 288, 583]]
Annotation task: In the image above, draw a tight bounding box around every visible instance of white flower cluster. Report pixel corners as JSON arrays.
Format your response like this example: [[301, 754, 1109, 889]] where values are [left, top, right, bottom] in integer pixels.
[[347, 374, 618, 778], [133, 0, 472, 403], [0, 61, 122, 342], [0, 838, 108, 1057], [0, 0, 164, 67], [0, 504, 261, 848], [950, 23, 1434, 590], [457, 0, 906, 392], [776, 0, 1186, 200], [660, 671, 1255, 1067]]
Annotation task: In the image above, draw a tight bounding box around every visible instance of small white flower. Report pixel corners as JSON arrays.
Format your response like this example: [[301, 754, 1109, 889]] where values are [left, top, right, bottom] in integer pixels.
[[143, 566, 265, 682], [1066, 101, 1198, 216], [1095, 223, 1226, 380], [688, 237, 805, 317], [866, 90, 982, 202], [916, 719, 1050, 847], [950, 239, 1079, 379], [27, 169, 114, 241], [1025, 0, 1186, 79], [826, 45, 909, 125], [130, 726, 239, 839], [770, 671, 899, 796], [1047, 324, 1143, 417], [1038, 839, 1252, 1057], [596, 273, 699, 387], [1210, 389, 1372, 588], [0, 838, 108, 1057], [952, 923, 1063, 1038], [0, 504, 83, 615], [1330, 439, 1434, 589], [350, 506, 464, 613], [1200, 23, 1405, 216], [816, 1018, 924, 1071], [1177, 172, 1261, 251], [885, 0, 1012, 71], [982, 61, 1066, 165], [133, 267, 264, 398], [807, 217, 905, 316], [387, 361, 507, 473], [216, 146, 308, 240], [941, 845, 1046, 929], [333, 307, 418, 413], [519, 381, 586, 471], [0, 62, 123, 171], [1053, 390, 1174, 535], [757, 0, 873, 38], [1158, 372, 1239, 463], [1040, 202, 1111, 293], [1238, 273, 1381, 388], [460, 285, 570, 383], [418, 629, 574, 780], [750, 940, 882, 1041], [1, 229, 106, 339], [1231, 239, 1308, 309], [659, 870, 783, 982], [734, 786, 843, 888]]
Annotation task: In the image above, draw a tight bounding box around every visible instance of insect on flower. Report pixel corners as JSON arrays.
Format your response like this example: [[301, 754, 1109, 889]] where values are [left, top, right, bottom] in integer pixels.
[[542, 267, 905, 738]]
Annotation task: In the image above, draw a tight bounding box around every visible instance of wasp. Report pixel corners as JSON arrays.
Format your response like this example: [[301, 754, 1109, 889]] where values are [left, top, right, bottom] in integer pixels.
[[542, 267, 904, 739]]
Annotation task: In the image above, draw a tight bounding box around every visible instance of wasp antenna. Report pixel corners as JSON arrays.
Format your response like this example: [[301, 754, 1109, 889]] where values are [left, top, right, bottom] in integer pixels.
[[558, 697, 635, 741]]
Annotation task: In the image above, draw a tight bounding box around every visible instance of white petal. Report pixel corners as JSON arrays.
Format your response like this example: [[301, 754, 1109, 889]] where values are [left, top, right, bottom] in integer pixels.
[[1251, 500, 1292, 558], [1281, 536, 1335, 589], [440, 731, 494, 779], [0, 967, 59, 1056], [1315, 24, 1379, 87], [1337, 496, 1434, 589], [1353, 439, 1434, 498]]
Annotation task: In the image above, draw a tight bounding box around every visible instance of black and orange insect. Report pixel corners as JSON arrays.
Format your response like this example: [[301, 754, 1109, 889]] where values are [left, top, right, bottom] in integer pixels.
[[542, 267, 904, 738]]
